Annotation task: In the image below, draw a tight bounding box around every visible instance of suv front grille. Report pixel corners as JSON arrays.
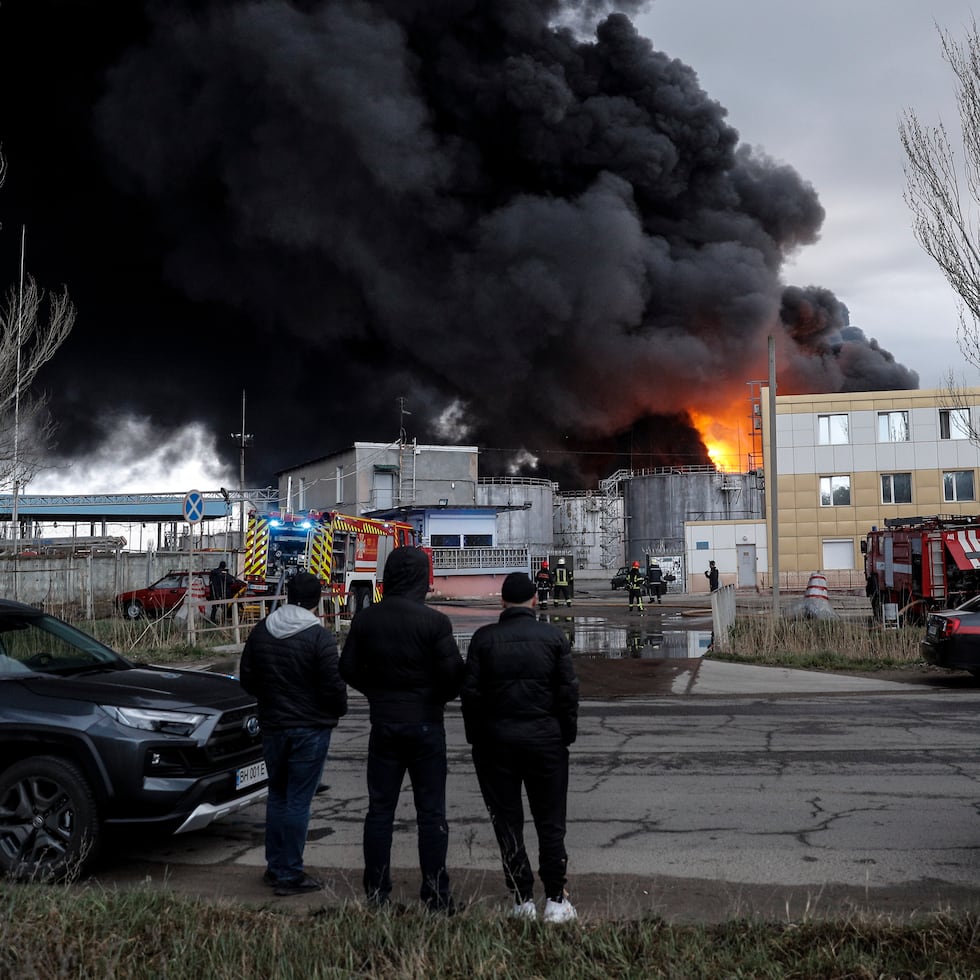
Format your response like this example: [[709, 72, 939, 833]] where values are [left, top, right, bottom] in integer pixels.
[[206, 703, 262, 764]]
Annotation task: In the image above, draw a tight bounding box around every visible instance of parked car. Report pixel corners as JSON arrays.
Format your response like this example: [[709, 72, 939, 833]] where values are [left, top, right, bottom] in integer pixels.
[[115, 569, 246, 620], [610, 566, 628, 589], [922, 595, 980, 676], [0, 598, 267, 880]]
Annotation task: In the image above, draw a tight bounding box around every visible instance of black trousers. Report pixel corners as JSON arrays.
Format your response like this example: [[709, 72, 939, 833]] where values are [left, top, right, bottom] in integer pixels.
[[363, 721, 451, 909], [471, 739, 569, 902]]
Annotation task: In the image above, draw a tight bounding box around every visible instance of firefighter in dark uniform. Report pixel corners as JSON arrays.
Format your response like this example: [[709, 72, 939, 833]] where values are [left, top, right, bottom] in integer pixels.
[[646, 561, 664, 604], [626, 561, 645, 614], [553, 557, 573, 608], [534, 560, 553, 610]]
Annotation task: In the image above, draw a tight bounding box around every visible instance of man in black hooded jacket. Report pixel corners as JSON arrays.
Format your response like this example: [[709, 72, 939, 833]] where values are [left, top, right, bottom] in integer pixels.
[[340, 546, 465, 912], [460, 571, 579, 923]]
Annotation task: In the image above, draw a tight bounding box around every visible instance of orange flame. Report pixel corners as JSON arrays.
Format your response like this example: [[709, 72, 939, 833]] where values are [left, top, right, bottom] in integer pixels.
[[690, 409, 752, 473]]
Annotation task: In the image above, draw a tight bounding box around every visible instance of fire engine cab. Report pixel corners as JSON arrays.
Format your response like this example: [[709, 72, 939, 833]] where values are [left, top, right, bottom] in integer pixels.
[[242, 509, 417, 611], [861, 515, 980, 623]]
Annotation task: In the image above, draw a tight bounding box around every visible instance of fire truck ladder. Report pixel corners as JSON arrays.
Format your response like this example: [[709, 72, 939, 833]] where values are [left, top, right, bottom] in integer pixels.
[[928, 536, 946, 603]]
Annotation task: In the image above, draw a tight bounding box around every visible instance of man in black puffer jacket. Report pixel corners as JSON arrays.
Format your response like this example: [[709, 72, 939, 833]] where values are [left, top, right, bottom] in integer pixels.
[[240, 572, 347, 896], [460, 571, 579, 923], [340, 546, 464, 913]]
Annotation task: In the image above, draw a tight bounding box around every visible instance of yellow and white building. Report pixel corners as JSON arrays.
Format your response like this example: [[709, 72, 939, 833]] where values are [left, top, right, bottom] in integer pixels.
[[760, 386, 980, 589]]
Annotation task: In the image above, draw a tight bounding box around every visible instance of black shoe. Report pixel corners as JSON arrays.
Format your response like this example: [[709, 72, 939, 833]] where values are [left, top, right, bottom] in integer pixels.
[[262, 869, 278, 886], [274, 873, 323, 896]]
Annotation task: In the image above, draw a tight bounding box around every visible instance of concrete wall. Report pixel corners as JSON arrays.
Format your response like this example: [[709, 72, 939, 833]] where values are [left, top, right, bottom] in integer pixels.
[[279, 443, 480, 514], [684, 521, 768, 594], [0, 550, 235, 617], [478, 479, 555, 552]]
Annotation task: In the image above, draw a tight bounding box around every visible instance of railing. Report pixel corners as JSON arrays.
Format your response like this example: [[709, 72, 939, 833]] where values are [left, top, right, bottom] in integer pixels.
[[478, 477, 558, 490], [429, 546, 530, 571]]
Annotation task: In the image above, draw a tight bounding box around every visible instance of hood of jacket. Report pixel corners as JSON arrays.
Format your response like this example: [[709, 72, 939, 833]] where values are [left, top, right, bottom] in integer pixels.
[[382, 546, 430, 602], [264, 603, 321, 639]]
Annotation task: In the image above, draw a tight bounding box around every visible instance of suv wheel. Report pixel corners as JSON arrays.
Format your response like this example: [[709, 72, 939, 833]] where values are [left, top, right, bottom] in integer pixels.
[[122, 600, 144, 620], [0, 756, 100, 881]]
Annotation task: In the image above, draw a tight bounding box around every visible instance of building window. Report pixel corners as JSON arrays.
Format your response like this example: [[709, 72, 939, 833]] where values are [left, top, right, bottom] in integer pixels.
[[335, 466, 343, 504], [877, 410, 909, 442], [430, 534, 461, 548], [819, 475, 851, 507], [880, 473, 912, 505], [944, 470, 976, 502], [940, 407, 970, 440], [822, 539, 856, 570], [817, 413, 849, 445], [463, 534, 493, 547]]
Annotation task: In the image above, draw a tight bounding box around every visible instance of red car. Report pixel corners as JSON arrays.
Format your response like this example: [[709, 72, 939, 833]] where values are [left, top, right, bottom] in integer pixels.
[[115, 570, 245, 621]]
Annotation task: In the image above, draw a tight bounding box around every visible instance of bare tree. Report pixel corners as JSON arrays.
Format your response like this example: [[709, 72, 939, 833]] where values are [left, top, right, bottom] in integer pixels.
[[0, 151, 77, 489], [901, 19, 980, 438]]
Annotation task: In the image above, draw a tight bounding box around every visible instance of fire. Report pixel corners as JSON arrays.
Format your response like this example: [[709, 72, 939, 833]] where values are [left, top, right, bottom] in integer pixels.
[[690, 409, 753, 473]]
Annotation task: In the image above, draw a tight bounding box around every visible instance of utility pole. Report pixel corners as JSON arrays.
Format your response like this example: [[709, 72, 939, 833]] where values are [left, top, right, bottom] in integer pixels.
[[768, 335, 779, 617], [231, 389, 253, 548]]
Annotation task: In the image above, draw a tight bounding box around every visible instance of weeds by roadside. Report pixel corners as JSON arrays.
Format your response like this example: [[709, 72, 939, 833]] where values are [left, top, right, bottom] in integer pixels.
[[719, 616, 923, 671], [0, 885, 978, 979]]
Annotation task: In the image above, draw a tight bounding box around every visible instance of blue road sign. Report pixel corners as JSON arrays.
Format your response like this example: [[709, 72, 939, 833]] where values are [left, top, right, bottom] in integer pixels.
[[183, 490, 205, 524]]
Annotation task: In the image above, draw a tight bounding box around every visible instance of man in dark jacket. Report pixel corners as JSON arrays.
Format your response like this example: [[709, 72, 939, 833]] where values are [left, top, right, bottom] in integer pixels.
[[460, 571, 580, 924], [240, 572, 347, 896], [340, 546, 465, 913], [209, 561, 233, 622]]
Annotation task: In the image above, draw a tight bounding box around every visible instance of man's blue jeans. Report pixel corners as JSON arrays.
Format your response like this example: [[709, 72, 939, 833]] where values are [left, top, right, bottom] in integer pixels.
[[261, 727, 332, 882], [363, 721, 451, 909]]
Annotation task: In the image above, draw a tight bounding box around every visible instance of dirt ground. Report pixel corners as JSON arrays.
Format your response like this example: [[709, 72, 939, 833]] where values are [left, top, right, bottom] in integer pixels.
[[95, 855, 980, 926]]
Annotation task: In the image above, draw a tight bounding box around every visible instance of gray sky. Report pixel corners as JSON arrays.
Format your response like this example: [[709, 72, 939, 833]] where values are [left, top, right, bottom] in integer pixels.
[[635, 0, 976, 390]]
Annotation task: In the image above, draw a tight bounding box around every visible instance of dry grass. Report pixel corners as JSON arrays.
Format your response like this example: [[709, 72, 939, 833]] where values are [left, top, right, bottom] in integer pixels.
[[720, 615, 923, 671], [2, 885, 979, 979]]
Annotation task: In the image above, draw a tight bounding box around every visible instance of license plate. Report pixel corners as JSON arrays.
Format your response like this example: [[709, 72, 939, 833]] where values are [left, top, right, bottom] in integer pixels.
[[236, 760, 267, 790], [926, 623, 938, 639]]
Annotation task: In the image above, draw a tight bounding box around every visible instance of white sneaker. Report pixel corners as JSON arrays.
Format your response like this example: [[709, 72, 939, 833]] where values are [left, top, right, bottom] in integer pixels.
[[510, 899, 537, 920], [543, 895, 578, 924]]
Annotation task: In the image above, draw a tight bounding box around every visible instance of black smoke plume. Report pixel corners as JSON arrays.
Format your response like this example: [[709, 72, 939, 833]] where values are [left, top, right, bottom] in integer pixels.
[[0, 1, 917, 488]]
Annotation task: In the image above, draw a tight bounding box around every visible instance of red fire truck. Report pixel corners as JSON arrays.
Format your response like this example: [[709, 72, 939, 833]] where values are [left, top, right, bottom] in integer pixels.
[[862, 515, 980, 623], [242, 509, 417, 612]]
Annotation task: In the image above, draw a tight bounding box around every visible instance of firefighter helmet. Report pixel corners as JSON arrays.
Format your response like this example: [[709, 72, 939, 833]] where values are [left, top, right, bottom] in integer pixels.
[[632, 561, 640, 568], [558, 557, 565, 564], [541, 560, 548, 568]]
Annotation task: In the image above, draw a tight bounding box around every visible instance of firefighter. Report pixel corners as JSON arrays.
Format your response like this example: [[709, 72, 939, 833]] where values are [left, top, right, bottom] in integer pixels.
[[626, 561, 645, 614], [553, 557, 573, 608], [534, 560, 553, 610], [646, 561, 664, 604]]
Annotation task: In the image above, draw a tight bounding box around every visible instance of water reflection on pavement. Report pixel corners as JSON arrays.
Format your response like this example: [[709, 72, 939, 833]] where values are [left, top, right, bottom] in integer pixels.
[[432, 604, 914, 697]]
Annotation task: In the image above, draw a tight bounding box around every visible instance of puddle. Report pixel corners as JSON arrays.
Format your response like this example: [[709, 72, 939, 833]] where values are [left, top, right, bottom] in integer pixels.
[[450, 612, 712, 661], [205, 609, 714, 696]]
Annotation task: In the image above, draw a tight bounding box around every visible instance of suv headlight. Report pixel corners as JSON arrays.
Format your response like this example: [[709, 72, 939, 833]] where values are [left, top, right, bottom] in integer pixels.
[[101, 705, 206, 736]]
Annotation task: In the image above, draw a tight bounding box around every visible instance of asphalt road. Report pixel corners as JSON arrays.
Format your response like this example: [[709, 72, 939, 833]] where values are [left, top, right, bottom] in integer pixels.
[[98, 681, 980, 924]]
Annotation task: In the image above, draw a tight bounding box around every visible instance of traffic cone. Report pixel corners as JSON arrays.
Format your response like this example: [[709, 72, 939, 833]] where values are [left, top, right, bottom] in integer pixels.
[[800, 571, 835, 620]]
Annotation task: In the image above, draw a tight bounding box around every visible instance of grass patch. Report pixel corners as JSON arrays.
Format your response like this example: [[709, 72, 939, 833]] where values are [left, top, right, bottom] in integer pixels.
[[718, 616, 923, 671], [1, 885, 979, 979]]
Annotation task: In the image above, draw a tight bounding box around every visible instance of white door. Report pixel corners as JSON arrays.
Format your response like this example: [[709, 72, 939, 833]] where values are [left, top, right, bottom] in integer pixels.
[[737, 544, 756, 587]]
